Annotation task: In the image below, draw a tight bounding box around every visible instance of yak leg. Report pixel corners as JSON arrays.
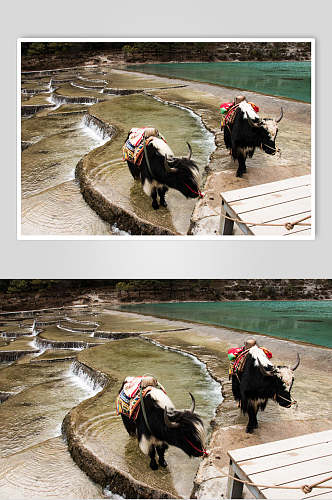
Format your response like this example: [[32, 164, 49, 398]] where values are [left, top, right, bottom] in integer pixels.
[[156, 443, 168, 467], [158, 186, 168, 208], [236, 155, 247, 178], [151, 187, 159, 210], [246, 403, 258, 433], [148, 445, 158, 470]]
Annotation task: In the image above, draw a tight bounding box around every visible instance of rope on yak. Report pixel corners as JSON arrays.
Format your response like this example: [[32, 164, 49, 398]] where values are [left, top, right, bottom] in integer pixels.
[[142, 132, 154, 178], [220, 213, 311, 231], [138, 373, 162, 436], [198, 472, 332, 494], [139, 384, 153, 435]]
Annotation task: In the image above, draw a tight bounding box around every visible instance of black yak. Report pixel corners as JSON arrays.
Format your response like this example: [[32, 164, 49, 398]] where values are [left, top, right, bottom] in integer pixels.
[[118, 377, 207, 470], [231, 345, 300, 433], [124, 131, 203, 210], [224, 100, 283, 177]]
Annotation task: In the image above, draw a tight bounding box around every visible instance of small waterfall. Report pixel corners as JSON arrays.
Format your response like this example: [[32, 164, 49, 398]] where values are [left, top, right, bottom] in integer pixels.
[[70, 359, 109, 393], [146, 93, 216, 155], [34, 319, 59, 327], [93, 330, 139, 339], [50, 93, 100, 106], [0, 351, 30, 362], [63, 317, 100, 328], [141, 335, 223, 411], [34, 336, 88, 350], [77, 75, 108, 85], [81, 114, 115, 143]]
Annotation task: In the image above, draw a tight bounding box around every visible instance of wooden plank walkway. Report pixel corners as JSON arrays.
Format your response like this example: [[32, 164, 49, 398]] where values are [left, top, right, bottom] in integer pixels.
[[227, 429, 332, 499], [219, 175, 312, 237]]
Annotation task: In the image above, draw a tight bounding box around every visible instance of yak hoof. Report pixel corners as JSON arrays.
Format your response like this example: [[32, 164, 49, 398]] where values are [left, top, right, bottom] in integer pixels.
[[236, 172, 243, 178], [159, 458, 168, 468], [150, 460, 158, 470], [160, 200, 167, 208], [246, 426, 254, 434], [152, 202, 159, 210]]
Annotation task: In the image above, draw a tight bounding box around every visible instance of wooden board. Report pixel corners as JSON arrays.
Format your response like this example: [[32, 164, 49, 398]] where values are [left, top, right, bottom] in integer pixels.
[[220, 175, 311, 237], [229, 430, 332, 463], [230, 185, 311, 214], [249, 455, 332, 490], [237, 442, 332, 475], [220, 174, 312, 237], [261, 473, 332, 499], [222, 175, 311, 204], [227, 430, 332, 499]]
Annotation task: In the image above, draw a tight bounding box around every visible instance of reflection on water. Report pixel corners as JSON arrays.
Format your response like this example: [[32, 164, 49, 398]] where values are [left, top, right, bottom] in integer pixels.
[[118, 301, 332, 348]]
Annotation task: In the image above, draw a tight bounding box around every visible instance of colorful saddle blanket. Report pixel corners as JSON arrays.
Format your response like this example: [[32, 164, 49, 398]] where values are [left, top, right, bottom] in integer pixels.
[[221, 102, 259, 128], [116, 385, 151, 421], [122, 127, 167, 166], [228, 347, 272, 377], [116, 376, 166, 421], [122, 136, 155, 166]]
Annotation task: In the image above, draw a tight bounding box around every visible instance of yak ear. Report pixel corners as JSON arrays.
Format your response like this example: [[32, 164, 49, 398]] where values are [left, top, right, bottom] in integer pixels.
[[247, 116, 262, 128], [164, 154, 177, 173], [164, 407, 180, 428], [257, 358, 275, 377]]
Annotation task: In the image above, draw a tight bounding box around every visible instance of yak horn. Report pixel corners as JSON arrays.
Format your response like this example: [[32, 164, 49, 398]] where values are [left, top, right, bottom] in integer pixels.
[[164, 407, 180, 429], [276, 107, 284, 123], [186, 142, 192, 160], [290, 352, 300, 371], [257, 358, 274, 377], [189, 392, 195, 413]]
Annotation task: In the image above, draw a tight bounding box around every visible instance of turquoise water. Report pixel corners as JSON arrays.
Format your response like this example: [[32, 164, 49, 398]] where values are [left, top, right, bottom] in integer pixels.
[[118, 301, 332, 348], [126, 62, 311, 103]]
